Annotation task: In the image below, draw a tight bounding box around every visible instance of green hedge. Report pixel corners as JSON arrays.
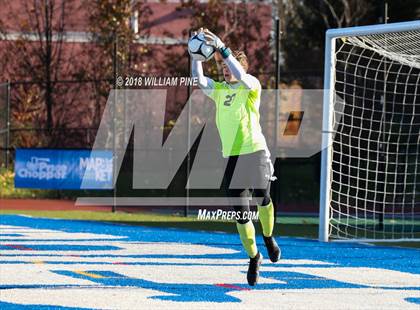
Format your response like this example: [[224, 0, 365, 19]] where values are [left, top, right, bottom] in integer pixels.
[[0, 166, 62, 199], [0, 166, 114, 199]]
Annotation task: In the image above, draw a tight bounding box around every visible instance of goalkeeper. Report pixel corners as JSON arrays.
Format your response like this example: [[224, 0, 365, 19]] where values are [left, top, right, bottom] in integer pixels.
[[190, 28, 281, 286]]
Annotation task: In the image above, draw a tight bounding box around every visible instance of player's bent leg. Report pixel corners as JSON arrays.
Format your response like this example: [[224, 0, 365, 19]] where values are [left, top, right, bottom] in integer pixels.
[[231, 189, 262, 286], [257, 197, 274, 237], [262, 233, 281, 263], [236, 220, 257, 258], [247, 250, 262, 286], [236, 220, 262, 286], [232, 192, 258, 259], [255, 189, 281, 263]]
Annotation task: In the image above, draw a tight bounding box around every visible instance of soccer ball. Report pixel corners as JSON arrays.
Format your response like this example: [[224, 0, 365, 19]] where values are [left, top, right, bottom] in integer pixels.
[[188, 32, 215, 62]]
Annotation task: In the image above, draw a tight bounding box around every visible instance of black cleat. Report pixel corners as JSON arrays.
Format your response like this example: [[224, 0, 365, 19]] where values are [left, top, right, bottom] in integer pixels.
[[247, 251, 262, 286], [263, 236, 281, 262]]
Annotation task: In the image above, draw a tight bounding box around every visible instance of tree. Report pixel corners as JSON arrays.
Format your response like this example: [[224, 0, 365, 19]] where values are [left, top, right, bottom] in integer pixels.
[[386, 0, 420, 22], [317, 0, 374, 28], [84, 0, 153, 127], [274, 0, 381, 87], [0, 0, 85, 147], [173, 0, 273, 82], [2, 1, 72, 129]]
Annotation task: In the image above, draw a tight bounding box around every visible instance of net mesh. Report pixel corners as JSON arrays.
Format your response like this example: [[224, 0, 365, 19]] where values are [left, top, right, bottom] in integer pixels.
[[345, 31, 420, 69], [330, 28, 420, 240]]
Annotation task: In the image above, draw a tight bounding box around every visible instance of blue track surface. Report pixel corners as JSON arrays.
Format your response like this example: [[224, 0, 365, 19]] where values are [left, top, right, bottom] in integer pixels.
[[0, 214, 419, 309]]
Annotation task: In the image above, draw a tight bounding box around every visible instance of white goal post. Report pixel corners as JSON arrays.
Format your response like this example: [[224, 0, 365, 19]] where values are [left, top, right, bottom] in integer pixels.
[[319, 21, 420, 242]]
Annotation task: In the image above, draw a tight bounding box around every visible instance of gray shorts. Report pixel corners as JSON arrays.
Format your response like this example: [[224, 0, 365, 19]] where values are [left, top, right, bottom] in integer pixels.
[[222, 150, 274, 190]]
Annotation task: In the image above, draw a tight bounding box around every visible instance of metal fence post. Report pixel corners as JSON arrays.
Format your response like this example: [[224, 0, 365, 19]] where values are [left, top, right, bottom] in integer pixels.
[[112, 32, 118, 213], [6, 81, 11, 169], [274, 18, 281, 208], [185, 29, 193, 217]]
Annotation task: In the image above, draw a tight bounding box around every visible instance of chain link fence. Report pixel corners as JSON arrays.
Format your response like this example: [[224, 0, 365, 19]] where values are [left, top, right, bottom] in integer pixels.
[[1, 72, 323, 213], [0, 82, 10, 168]]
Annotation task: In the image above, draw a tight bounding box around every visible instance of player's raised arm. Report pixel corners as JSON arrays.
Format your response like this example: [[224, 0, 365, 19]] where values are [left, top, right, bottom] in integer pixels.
[[191, 59, 214, 93], [189, 29, 215, 96], [203, 29, 259, 90]]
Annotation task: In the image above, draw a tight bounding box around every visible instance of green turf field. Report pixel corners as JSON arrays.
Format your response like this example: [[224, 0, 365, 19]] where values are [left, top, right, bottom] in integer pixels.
[[1, 209, 419, 248], [0, 209, 318, 237]]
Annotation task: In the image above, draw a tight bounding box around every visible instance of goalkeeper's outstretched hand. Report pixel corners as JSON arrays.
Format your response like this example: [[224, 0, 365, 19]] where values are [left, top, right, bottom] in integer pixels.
[[203, 29, 225, 49], [203, 29, 231, 59]]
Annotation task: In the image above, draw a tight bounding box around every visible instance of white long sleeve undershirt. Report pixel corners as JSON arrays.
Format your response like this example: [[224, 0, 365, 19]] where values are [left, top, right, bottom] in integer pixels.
[[191, 55, 260, 95], [191, 59, 214, 96], [223, 54, 260, 90]]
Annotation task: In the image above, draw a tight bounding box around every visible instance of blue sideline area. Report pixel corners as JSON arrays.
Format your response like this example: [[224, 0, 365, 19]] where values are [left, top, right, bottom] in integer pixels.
[[0, 214, 419, 309]]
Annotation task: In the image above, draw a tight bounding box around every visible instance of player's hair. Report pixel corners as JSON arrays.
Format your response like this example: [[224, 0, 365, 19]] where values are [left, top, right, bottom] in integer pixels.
[[233, 50, 249, 72]]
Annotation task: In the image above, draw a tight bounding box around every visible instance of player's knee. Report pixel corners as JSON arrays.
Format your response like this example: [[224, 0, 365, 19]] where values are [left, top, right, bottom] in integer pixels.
[[254, 189, 271, 206], [227, 188, 246, 198], [261, 195, 271, 206], [236, 218, 250, 225]]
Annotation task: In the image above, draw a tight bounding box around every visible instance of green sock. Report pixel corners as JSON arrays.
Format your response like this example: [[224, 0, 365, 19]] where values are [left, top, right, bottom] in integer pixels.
[[236, 221, 258, 258], [258, 200, 275, 237]]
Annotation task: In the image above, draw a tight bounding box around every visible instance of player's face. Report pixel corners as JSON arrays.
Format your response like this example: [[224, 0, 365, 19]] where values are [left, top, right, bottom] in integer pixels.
[[222, 63, 237, 83]]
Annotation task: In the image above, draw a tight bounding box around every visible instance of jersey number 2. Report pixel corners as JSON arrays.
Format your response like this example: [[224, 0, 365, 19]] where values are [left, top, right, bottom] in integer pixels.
[[223, 94, 236, 106]]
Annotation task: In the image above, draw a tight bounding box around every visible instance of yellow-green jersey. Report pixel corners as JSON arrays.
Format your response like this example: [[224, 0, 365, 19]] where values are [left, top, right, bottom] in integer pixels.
[[208, 78, 268, 157]]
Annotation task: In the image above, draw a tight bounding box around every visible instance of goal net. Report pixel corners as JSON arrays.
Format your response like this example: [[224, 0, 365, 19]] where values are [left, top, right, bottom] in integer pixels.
[[319, 21, 420, 242]]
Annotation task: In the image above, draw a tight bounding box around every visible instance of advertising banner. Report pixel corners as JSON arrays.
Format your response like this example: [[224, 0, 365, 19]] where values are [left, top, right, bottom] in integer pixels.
[[14, 149, 113, 189]]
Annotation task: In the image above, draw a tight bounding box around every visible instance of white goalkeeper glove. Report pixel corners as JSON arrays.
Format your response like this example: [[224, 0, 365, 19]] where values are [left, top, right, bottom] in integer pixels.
[[203, 29, 231, 59], [203, 29, 225, 49]]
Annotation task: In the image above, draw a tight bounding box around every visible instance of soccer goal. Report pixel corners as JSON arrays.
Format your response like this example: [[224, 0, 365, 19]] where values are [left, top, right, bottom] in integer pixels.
[[319, 21, 420, 242]]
